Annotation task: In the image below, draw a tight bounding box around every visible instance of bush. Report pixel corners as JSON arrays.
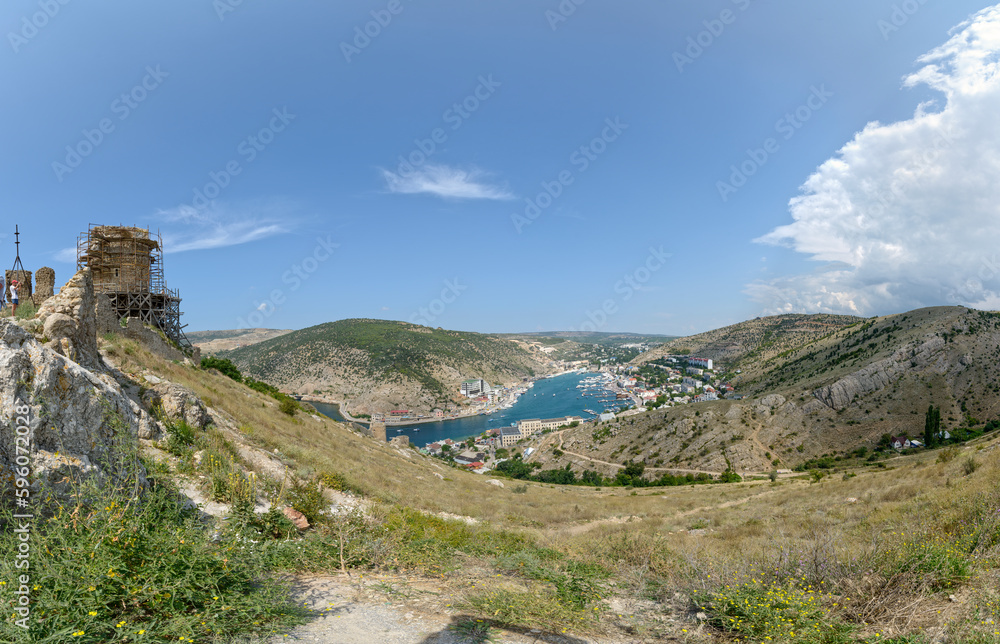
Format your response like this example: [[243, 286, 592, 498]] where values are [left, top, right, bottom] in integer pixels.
[[937, 447, 959, 464], [963, 457, 979, 476], [163, 418, 196, 457], [697, 580, 854, 643], [279, 397, 298, 416], [200, 355, 243, 382], [285, 478, 328, 525]]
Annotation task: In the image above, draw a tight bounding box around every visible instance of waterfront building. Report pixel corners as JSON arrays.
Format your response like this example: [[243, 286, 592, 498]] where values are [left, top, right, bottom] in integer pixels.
[[461, 379, 492, 398], [500, 426, 522, 447]]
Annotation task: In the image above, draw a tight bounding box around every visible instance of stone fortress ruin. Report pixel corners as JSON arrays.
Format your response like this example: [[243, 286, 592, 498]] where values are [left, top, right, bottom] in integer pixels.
[[76, 224, 192, 350], [5, 225, 192, 352], [5, 225, 55, 307]]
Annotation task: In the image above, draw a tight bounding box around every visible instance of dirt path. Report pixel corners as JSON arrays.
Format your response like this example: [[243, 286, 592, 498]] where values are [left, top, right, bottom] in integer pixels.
[[261, 575, 610, 643]]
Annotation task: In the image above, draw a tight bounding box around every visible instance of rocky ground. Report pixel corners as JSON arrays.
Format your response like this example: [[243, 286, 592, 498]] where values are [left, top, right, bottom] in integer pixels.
[[264, 575, 610, 644]]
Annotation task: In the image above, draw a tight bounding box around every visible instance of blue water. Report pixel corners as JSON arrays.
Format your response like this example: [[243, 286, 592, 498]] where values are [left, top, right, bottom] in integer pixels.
[[311, 371, 628, 448]]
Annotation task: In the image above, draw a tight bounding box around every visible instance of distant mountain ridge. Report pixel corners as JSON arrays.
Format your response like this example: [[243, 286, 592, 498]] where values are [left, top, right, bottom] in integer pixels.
[[188, 328, 293, 354], [630, 313, 861, 375], [221, 319, 549, 415]]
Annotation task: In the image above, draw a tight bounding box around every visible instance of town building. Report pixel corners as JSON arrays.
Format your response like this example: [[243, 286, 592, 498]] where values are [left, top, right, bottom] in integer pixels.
[[460, 379, 492, 398], [688, 357, 714, 370], [500, 426, 522, 447], [517, 416, 581, 436]]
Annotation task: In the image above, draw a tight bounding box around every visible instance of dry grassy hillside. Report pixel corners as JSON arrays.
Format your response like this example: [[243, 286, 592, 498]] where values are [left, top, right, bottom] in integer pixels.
[[96, 330, 1000, 643], [632, 313, 861, 375], [547, 307, 1000, 476]]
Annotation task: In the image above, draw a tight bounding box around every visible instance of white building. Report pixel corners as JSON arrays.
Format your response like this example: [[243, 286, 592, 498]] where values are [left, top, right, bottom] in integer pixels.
[[460, 379, 491, 398], [689, 357, 714, 370]]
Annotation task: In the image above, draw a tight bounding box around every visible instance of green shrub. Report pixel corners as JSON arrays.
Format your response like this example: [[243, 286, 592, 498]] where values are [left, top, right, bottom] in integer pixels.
[[163, 418, 196, 457], [200, 355, 243, 381], [697, 580, 854, 644], [285, 478, 328, 525], [0, 464, 306, 643], [279, 397, 298, 416]]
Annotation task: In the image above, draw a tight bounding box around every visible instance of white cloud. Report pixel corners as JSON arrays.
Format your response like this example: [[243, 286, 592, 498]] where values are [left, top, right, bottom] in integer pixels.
[[381, 164, 513, 200], [50, 202, 294, 263], [54, 247, 78, 263], [750, 5, 1000, 315], [154, 202, 292, 253]]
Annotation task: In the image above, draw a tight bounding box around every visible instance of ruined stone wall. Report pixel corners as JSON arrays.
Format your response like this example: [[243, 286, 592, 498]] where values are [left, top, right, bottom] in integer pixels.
[[4, 270, 32, 303], [95, 294, 199, 363], [371, 420, 387, 442], [33, 267, 55, 306]]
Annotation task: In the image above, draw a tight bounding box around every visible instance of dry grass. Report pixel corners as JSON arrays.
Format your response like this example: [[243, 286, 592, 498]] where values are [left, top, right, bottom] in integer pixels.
[[102, 333, 1000, 641]]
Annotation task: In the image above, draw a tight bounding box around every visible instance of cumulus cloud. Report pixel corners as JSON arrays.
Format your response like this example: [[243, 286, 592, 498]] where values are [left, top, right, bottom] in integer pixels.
[[749, 5, 1000, 315], [381, 164, 513, 200]]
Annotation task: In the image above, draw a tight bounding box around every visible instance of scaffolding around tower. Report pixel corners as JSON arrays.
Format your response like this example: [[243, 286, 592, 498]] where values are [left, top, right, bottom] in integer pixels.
[[76, 224, 191, 351]]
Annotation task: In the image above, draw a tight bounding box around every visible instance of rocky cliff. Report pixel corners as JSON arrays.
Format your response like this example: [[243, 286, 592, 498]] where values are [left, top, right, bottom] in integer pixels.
[[1, 270, 163, 498]]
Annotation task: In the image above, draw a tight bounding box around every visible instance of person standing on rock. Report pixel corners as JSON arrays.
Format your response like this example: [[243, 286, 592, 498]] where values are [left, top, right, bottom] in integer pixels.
[[9, 278, 19, 315], [0, 276, 4, 312]]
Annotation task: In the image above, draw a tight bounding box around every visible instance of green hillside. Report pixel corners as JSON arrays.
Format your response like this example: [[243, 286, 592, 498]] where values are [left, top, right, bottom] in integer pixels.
[[221, 319, 545, 413]]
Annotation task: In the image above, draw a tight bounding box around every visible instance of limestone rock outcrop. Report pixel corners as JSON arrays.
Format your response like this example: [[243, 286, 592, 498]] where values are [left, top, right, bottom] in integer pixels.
[[34, 268, 102, 370], [142, 382, 211, 430], [813, 337, 952, 411], [0, 320, 152, 494]]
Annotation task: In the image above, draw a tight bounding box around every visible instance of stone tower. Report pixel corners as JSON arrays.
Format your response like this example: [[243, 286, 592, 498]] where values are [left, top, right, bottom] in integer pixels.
[[371, 419, 387, 442], [33, 267, 55, 305]]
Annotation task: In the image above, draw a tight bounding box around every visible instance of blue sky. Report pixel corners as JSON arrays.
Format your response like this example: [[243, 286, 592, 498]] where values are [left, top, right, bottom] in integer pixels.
[[2, 0, 998, 336]]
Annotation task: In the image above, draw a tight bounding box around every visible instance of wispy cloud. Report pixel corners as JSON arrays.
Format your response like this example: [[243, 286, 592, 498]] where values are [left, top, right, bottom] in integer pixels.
[[51, 202, 296, 263], [155, 202, 293, 253], [749, 5, 1000, 315], [381, 164, 513, 200], [54, 247, 77, 263]]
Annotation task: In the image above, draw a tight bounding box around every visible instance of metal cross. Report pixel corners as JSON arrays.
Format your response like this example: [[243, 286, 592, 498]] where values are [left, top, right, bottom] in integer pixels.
[[11, 225, 25, 274]]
